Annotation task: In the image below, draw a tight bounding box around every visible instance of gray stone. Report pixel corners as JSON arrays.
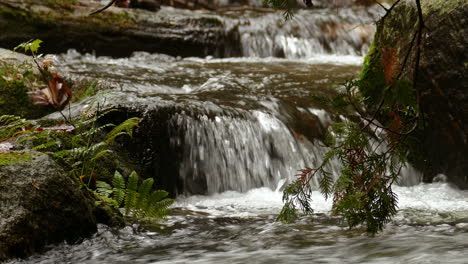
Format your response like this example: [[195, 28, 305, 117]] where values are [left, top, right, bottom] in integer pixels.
[[0, 153, 97, 261]]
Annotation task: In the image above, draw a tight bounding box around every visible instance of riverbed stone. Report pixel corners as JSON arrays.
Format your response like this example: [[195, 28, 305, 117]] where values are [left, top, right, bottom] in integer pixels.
[[0, 152, 97, 261], [361, 0, 468, 188], [0, 0, 240, 57]]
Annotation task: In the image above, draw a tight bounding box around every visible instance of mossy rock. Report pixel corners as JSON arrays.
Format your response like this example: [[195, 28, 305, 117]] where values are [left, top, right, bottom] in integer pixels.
[[0, 153, 97, 261], [0, 152, 34, 166], [359, 0, 468, 188]]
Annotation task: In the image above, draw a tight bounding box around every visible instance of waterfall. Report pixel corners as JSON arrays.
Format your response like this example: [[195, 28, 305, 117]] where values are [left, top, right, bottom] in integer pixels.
[[169, 108, 342, 194], [221, 6, 383, 58], [55, 3, 420, 196]]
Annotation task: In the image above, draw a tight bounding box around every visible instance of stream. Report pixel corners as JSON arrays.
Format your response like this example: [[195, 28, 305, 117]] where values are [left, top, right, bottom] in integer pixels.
[[11, 5, 468, 264]]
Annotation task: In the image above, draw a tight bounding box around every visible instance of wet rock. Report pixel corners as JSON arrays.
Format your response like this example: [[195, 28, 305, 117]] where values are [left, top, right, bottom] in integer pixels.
[[0, 0, 240, 57], [361, 0, 468, 188], [0, 153, 97, 261]]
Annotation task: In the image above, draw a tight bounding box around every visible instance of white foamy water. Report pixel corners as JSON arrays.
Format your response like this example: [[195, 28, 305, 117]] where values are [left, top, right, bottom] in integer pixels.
[[177, 183, 468, 217], [16, 183, 468, 264]]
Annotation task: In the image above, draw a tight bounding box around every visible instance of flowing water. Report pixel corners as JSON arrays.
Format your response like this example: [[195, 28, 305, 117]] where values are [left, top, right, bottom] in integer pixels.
[[11, 5, 468, 264]]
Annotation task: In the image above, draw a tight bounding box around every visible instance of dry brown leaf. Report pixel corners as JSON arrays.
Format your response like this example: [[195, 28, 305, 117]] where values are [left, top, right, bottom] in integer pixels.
[[28, 73, 72, 109], [31, 179, 40, 190]]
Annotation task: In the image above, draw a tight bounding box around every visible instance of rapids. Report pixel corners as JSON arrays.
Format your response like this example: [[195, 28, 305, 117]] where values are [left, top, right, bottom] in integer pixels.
[[9, 4, 468, 264]]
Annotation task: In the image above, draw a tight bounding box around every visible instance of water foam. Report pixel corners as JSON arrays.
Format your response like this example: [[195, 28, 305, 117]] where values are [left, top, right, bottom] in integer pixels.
[[176, 183, 468, 218]]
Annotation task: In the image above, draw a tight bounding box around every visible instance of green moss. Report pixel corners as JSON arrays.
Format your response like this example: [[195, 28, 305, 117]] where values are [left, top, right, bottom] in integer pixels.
[[88, 11, 137, 29], [198, 17, 223, 27], [358, 30, 386, 106], [0, 152, 33, 166], [0, 7, 30, 21], [41, 0, 77, 11], [421, 0, 466, 15]]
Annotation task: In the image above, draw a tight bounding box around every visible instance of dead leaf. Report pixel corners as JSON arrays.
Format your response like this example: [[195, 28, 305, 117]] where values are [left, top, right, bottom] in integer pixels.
[[28, 73, 72, 109], [31, 179, 40, 190]]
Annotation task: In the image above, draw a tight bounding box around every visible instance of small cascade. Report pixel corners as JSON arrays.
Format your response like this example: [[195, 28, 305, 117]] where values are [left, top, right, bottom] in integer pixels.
[[169, 109, 341, 194], [57, 48, 422, 195], [222, 6, 383, 58]]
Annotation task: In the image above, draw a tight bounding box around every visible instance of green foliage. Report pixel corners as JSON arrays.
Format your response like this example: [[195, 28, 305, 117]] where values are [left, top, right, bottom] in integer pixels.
[[104, 117, 142, 144], [358, 39, 386, 106], [55, 100, 141, 184], [125, 171, 139, 216], [263, 0, 296, 20], [0, 152, 33, 166], [96, 170, 174, 222], [112, 170, 126, 206], [278, 75, 418, 233], [14, 39, 43, 54], [0, 115, 31, 139], [72, 80, 99, 102]]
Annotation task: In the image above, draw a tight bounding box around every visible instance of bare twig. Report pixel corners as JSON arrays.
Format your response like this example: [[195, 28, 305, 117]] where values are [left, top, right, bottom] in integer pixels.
[[90, 0, 117, 15]]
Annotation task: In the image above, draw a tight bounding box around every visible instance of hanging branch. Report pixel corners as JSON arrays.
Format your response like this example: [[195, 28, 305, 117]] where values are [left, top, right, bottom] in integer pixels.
[[276, 0, 426, 233]]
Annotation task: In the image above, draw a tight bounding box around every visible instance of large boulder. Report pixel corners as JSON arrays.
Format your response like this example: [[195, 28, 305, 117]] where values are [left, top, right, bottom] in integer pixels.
[[0, 152, 97, 261], [360, 0, 467, 188]]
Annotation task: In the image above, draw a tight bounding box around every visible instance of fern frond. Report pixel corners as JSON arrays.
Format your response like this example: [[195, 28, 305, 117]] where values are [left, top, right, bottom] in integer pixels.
[[66, 146, 88, 160], [148, 190, 169, 203], [134, 178, 154, 218], [79, 123, 115, 138], [87, 142, 107, 156], [32, 140, 57, 151], [318, 171, 334, 200], [91, 149, 114, 161], [112, 170, 126, 207], [152, 198, 174, 218], [124, 171, 139, 216], [105, 117, 141, 144], [0, 115, 31, 138], [0, 115, 26, 126], [96, 180, 112, 197]]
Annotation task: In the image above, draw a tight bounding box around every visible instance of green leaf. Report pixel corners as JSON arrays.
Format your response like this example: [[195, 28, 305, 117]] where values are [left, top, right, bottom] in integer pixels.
[[105, 117, 141, 144], [124, 171, 139, 216], [112, 171, 126, 207], [134, 178, 154, 218], [96, 181, 112, 197], [14, 39, 43, 53], [91, 149, 114, 161]]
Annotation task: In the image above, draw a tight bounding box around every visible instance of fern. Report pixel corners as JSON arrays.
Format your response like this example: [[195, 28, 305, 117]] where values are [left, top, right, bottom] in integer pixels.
[[150, 198, 173, 220], [105, 117, 142, 144], [96, 170, 175, 222], [125, 171, 139, 216], [112, 171, 125, 207], [79, 123, 115, 138], [0, 115, 31, 139], [32, 140, 57, 151], [134, 178, 154, 219], [96, 180, 112, 197]]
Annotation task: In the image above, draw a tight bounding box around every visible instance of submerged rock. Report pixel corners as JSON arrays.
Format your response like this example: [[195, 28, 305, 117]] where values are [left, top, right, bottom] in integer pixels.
[[361, 0, 468, 188], [0, 153, 97, 261]]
